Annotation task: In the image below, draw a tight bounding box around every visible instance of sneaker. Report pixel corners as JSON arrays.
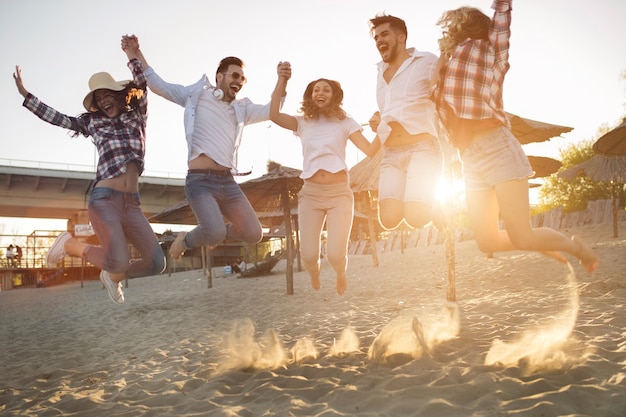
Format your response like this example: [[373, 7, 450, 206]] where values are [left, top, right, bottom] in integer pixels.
[[100, 270, 124, 305], [46, 232, 72, 268]]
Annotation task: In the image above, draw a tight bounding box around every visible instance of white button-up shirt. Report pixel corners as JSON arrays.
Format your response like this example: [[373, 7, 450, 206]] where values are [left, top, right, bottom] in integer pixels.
[[376, 48, 439, 144], [144, 67, 272, 172]]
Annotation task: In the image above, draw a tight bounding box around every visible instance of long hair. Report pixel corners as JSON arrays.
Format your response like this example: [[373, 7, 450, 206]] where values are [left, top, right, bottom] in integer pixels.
[[123, 81, 145, 110], [437, 7, 490, 57], [299, 78, 346, 120], [74, 81, 145, 137]]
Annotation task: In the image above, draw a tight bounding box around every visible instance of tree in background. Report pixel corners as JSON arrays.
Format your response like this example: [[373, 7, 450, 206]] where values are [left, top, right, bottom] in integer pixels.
[[538, 124, 625, 213]]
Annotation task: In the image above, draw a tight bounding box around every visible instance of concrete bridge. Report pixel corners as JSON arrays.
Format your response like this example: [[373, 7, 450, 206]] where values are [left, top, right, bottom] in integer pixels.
[[0, 160, 186, 225]]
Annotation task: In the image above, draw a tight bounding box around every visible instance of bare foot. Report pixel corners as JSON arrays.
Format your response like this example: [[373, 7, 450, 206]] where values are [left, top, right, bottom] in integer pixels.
[[169, 232, 187, 260], [540, 250, 568, 264], [310, 275, 321, 291], [572, 235, 599, 273], [336, 274, 347, 296]]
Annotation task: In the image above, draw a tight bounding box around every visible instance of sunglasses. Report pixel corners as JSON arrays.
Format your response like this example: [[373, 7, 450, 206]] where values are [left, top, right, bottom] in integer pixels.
[[221, 72, 247, 84]]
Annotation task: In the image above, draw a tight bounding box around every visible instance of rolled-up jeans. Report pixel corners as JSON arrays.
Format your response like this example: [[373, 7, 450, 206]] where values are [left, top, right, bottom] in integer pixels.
[[183, 172, 262, 249], [86, 187, 165, 278]]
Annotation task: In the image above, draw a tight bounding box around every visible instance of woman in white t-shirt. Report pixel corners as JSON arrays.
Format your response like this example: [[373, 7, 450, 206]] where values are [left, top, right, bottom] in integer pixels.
[[271, 62, 380, 295]]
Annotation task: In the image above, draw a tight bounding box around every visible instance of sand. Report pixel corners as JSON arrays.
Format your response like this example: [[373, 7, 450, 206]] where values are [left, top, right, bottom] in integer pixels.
[[1, 219, 626, 417]]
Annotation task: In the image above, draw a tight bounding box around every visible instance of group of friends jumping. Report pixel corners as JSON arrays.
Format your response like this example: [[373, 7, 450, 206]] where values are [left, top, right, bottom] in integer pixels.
[[13, 1, 598, 304]]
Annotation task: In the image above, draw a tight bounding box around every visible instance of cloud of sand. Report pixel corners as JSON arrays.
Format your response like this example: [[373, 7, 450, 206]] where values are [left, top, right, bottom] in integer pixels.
[[215, 319, 287, 373], [484, 262, 584, 374], [291, 337, 319, 362], [368, 302, 460, 365], [329, 327, 360, 356]]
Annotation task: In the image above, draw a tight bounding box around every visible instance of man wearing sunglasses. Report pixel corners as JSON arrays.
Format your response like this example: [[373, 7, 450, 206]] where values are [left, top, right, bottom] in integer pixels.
[[122, 35, 288, 260]]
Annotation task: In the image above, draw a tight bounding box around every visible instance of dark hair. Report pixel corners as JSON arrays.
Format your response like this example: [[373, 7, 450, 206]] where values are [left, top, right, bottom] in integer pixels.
[[76, 81, 145, 137], [216, 56, 244, 79], [299, 78, 346, 120], [90, 82, 145, 113], [369, 13, 407, 38]]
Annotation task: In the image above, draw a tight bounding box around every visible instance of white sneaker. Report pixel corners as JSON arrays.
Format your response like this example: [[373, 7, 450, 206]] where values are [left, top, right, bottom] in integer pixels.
[[46, 232, 72, 268], [100, 270, 124, 305]]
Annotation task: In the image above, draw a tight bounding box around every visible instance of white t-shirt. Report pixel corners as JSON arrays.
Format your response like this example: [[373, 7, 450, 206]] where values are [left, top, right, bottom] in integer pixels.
[[295, 115, 362, 179]]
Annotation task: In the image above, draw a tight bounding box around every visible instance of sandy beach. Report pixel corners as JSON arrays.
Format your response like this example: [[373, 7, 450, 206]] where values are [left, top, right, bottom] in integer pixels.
[[1, 218, 625, 417]]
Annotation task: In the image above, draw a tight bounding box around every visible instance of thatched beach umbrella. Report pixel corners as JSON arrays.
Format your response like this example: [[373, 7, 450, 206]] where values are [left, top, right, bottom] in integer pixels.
[[349, 149, 384, 267], [149, 199, 195, 225], [592, 117, 626, 156], [505, 112, 573, 144], [239, 162, 303, 295], [558, 118, 626, 237], [528, 155, 562, 179], [558, 155, 626, 237]]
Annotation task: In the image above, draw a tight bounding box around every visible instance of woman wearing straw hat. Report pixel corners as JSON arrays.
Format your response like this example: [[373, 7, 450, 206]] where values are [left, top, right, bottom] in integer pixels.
[[12, 38, 166, 305]]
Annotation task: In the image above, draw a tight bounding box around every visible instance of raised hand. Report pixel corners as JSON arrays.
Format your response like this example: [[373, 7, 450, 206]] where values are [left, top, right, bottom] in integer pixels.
[[277, 61, 292, 81], [369, 111, 381, 133], [13, 65, 28, 98]]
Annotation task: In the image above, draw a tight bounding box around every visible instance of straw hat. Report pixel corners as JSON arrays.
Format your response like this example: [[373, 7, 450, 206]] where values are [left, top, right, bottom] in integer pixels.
[[82, 72, 130, 112]]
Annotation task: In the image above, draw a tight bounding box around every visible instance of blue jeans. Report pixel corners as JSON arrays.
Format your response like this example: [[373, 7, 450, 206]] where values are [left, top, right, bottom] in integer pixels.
[[86, 187, 165, 278], [183, 172, 262, 249]]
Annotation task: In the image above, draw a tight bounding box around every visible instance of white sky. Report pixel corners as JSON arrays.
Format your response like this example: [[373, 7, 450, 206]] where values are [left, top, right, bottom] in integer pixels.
[[1, 0, 625, 234]]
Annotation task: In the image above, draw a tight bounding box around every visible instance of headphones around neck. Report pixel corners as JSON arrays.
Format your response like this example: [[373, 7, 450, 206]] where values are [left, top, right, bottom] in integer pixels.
[[213, 88, 224, 100]]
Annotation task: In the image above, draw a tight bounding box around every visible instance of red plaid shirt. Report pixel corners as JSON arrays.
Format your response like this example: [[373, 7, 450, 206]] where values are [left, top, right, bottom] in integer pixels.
[[435, 0, 512, 135], [23, 59, 148, 182]]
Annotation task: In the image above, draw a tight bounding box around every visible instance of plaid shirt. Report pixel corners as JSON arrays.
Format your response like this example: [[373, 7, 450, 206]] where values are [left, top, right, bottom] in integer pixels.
[[435, 0, 512, 134], [23, 59, 148, 182]]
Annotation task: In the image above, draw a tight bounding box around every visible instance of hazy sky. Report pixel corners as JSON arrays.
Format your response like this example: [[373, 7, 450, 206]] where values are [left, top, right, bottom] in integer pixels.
[[1, 0, 625, 233]]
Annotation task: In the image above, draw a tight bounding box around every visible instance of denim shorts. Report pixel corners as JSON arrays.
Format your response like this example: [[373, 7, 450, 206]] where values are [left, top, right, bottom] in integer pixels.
[[461, 126, 533, 191], [378, 138, 443, 203]]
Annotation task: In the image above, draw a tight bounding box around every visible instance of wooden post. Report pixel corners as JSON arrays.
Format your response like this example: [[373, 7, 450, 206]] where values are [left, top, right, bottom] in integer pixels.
[[610, 183, 618, 238], [366, 191, 379, 268], [294, 214, 302, 272], [282, 178, 294, 294], [205, 246, 213, 289]]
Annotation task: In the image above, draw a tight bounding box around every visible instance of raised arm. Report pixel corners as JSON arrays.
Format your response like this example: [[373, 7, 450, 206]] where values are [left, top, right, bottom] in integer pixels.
[[13, 66, 29, 98], [121, 34, 190, 107], [121, 34, 149, 70], [13, 65, 88, 136], [270, 61, 297, 131]]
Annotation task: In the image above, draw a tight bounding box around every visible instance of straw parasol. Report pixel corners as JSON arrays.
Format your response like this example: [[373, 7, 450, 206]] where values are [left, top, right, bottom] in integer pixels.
[[592, 117, 626, 156], [239, 162, 303, 295], [558, 117, 626, 237], [505, 112, 573, 144], [558, 154, 626, 238], [528, 155, 562, 179]]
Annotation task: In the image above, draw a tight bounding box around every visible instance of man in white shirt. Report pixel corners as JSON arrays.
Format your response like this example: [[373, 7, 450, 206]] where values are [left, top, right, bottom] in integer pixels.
[[368, 14, 444, 231], [123, 35, 288, 259]]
